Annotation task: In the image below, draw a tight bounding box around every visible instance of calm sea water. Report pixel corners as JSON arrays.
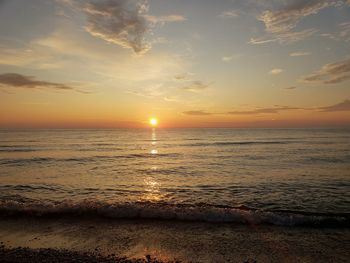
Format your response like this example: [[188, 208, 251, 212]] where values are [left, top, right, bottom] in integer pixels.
[[0, 128, 349, 225]]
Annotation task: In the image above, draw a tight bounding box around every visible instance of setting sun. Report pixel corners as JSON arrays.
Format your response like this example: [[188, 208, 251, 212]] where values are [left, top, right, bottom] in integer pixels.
[[149, 118, 158, 127]]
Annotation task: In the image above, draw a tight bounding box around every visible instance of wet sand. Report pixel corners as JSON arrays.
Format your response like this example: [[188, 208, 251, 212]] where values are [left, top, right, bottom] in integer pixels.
[[0, 217, 349, 263]]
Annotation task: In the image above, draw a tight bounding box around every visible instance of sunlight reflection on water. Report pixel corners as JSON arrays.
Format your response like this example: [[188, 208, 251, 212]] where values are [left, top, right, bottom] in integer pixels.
[[0, 128, 349, 213], [143, 129, 162, 201]]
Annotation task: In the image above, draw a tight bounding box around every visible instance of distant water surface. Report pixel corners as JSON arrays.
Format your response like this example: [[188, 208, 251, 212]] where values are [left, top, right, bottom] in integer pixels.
[[0, 128, 349, 225]]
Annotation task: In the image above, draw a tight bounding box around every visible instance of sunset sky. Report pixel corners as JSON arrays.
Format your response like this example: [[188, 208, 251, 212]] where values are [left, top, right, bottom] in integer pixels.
[[0, 0, 349, 128]]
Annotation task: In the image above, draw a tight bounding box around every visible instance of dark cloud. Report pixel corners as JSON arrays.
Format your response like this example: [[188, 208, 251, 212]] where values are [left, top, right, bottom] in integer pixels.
[[0, 73, 84, 93], [302, 58, 350, 84], [319, 100, 350, 112], [228, 106, 299, 115], [84, 0, 150, 54], [183, 110, 212, 116], [82, 0, 185, 54], [252, 0, 349, 44]]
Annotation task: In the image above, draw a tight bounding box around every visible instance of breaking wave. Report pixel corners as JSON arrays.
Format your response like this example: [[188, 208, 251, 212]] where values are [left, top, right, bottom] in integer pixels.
[[0, 200, 348, 227]]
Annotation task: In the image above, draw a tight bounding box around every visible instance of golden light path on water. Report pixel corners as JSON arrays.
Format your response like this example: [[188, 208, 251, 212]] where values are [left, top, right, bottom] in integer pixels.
[[142, 127, 163, 202]]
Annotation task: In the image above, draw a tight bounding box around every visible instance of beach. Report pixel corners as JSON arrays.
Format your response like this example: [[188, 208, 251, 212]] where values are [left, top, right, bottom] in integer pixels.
[[0, 128, 349, 262], [1, 216, 349, 262], [1, 0, 350, 261]]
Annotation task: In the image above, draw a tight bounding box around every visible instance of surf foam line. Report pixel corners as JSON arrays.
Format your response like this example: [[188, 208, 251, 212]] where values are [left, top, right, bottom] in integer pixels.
[[0, 200, 348, 227]]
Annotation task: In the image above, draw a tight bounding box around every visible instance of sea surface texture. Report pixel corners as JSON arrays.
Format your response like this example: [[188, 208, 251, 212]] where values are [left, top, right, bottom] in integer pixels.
[[0, 129, 349, 226]]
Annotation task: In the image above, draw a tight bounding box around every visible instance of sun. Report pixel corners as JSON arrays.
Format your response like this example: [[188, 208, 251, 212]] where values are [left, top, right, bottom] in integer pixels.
[[149, 118, 158, 127]]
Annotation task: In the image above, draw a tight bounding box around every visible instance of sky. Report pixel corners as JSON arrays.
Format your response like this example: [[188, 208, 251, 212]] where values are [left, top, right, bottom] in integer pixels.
[[0, 0, 349, 128]]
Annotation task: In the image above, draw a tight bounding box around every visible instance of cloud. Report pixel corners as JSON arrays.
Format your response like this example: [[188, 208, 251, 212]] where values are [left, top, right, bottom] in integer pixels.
[[173, 73, 210, 93], [319, 100, 350, 112], [269, 68, 283, 75], [253, 0, 349, 44], [260, 1, 341, 34], [219, 10, 239, 18], [221, 54, 242, 62], [338, 21, 350, 41], [222, 56, 233, 62], [181, 80, 209, 92], [163, 96, 178, 102], [285, 86, 297, 90], [83, 0, 150, 54], [228, 106, 299, 115], [125, 83, 165, 98], [183, 110, 213, 116], [302, 58, 350, 84], [250, 28, 318, 44], [322, 21, 350, 42], [81, 0, 185, 54], [0, 47, 55, 67], [174, 73, 193, 81], [180, 100, 350, 117], [145, 14, 186, 24], [249, 38, 277, 45], [0, 73, 85, 93], [290, 51, 311, 57]]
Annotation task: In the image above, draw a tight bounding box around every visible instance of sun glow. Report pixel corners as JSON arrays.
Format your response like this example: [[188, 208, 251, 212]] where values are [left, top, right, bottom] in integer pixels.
[[149, 118, 158, 127]]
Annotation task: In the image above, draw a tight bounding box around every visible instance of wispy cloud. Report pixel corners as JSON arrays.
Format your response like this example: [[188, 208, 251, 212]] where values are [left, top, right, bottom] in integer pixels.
[[252, 0, 349, 45], [0, 46, 54, 67], [181, 80, 210, 92], [260, 1, 340, 34], [285, 86, 297, 90], [321, 21, 350, 42], [338, 21, 350, 41], [302, 58, 350, 84], [181, 100, 350, 116], [125, 83, 165, 98], [290, 51, 311, 57], [183, 110, 213, 116], [318, 100, 350, 112], [163, 96, 178, 102], [219, 10, 239, 18], [0, 73, 86, 93], [269, 68, 283, 75], [250, 29, 318, 45], [145, 14, 186, 24], [228, 106, 299, 115], [174, 73, 193, 81], [221, 54, 242, 62]]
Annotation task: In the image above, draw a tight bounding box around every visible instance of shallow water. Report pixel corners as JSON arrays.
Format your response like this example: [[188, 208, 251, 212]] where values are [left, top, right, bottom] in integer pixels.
[[0, 128, 349, 225]]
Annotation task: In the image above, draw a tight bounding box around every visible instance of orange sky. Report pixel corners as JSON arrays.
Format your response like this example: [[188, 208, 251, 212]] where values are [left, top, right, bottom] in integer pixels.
[[0, 0, 349, 128]]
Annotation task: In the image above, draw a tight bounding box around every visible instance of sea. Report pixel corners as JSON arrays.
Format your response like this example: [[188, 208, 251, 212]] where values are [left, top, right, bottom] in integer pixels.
[[0, 128, 349, 226]]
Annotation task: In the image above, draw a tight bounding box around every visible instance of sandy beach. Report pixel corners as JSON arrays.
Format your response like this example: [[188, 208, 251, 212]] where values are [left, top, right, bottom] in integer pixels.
[[0, 216, 349, 263]]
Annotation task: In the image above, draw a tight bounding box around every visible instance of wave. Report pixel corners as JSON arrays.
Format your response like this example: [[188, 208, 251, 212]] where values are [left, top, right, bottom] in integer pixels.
[[183, 141, 299, 147], [0, 200, 348, 227], [0, 153, 182, 166], [303, 156, 350, 164], [0, 149, 36, 153]]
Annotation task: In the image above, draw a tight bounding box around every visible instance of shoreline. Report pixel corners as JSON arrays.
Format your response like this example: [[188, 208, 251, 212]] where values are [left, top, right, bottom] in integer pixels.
[[0, 217, 349, 263], [0, 246, 178, 263]]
